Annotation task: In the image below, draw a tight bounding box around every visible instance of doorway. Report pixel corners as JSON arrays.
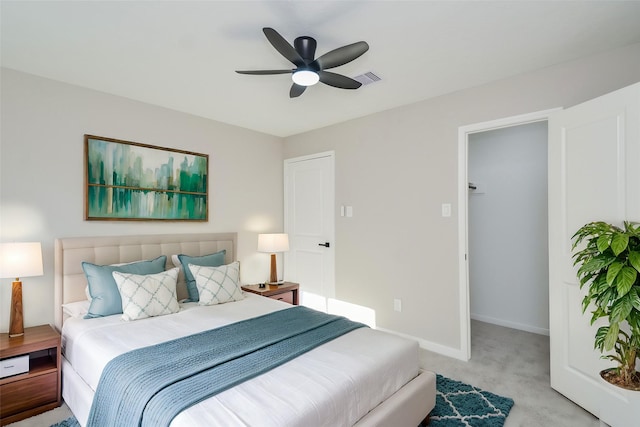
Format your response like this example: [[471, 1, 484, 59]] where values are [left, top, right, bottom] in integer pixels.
[[468, 122, 549, 336], [457, 108, 559, 360]]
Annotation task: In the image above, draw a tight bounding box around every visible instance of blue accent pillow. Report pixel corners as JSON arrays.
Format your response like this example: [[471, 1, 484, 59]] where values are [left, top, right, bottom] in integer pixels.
[[177, 250, 226, 302], [82, 255, 167, 318]]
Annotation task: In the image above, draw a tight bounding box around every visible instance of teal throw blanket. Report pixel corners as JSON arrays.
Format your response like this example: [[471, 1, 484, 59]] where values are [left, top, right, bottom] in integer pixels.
[[86, 306, 366, 427]]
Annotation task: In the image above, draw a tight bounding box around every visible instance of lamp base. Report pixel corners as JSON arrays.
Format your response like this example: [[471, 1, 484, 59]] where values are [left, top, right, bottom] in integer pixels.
[[9, 280, 24, 338], [269, 253, 278, 284]]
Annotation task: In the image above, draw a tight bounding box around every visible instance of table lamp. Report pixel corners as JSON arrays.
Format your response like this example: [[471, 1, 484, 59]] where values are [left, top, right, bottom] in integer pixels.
[[257, 233, 289, 284], [0, 242, 44, 337]]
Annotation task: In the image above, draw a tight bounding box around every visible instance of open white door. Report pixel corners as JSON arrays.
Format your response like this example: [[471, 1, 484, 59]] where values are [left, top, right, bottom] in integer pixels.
[[548, 83, 640, 426], [284, 152, 335, 311]]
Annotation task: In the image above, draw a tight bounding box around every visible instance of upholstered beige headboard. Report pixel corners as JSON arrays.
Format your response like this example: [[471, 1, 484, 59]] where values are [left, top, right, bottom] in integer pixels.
[[54, 233, 237, 331]]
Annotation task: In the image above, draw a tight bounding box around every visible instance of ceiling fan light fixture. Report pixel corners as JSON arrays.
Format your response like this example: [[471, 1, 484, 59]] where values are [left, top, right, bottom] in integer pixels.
[[292, 70, 319, 86]]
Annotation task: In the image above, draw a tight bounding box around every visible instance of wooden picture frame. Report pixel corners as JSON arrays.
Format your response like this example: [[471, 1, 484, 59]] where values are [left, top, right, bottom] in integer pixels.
[[84, 135, 208, 221]]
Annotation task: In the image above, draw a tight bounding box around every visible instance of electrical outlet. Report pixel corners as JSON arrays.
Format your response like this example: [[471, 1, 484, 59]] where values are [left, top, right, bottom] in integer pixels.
[[394, 299, 402, 312]]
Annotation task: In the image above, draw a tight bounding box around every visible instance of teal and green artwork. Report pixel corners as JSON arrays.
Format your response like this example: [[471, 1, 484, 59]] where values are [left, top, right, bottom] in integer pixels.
[[85, 135, 208, 221]]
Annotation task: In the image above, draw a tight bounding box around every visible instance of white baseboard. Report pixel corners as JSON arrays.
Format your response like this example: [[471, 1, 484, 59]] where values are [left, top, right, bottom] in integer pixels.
[[376, 327, 469, 361], [470, 313, 550, 336]]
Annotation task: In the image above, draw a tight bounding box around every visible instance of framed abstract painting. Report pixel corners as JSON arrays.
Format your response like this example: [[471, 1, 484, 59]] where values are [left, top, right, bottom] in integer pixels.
[[84, 135, 208, 221]]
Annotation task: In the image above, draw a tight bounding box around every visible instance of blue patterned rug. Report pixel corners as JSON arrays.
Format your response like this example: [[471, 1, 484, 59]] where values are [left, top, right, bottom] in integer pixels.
[[50, 417, 79, 427], [426, 374, 514, 427], [52, 374, 513, 427]]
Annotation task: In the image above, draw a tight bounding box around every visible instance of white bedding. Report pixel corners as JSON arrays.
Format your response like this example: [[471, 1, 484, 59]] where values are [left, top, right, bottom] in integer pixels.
[[62, 294, 420, 427]]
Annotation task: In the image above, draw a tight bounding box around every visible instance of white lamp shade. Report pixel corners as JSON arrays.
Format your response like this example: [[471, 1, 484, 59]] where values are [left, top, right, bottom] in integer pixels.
[[257, 233, 289, 253], [0, 242, 44, 279]]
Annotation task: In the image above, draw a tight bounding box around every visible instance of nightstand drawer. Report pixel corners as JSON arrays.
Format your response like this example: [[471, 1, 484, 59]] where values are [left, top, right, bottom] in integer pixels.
[[0, 371, 57, 418], [0, 355, 28, 378], [269, 291, 294, 304]]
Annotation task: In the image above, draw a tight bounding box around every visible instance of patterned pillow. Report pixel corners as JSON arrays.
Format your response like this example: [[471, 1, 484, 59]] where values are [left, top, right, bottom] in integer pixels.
[[176, 251, 227, 302], [189, 262, 244, 306], [112, 267, 180, 321]]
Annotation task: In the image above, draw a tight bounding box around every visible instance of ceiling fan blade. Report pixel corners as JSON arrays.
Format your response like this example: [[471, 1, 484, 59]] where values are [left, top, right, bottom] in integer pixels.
[[290, 83, 306, 98], [236, 70, 293, 75], [318, 71, 362, 89], [263, 27, 305, 67], [311, 41, 369, 70]]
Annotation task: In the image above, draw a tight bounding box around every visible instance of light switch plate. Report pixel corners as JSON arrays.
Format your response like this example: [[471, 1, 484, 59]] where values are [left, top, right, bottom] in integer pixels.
[[346, 206, 353, 217]]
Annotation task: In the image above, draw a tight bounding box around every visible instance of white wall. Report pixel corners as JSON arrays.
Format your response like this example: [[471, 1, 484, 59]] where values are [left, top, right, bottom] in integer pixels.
[[0, 69, 285, 332], [283, 43, 640, 357], [468, 121, 549, 335]]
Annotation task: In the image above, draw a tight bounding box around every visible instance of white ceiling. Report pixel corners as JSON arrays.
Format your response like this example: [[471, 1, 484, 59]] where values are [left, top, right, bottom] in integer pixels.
[[2, 1, 640, 137]]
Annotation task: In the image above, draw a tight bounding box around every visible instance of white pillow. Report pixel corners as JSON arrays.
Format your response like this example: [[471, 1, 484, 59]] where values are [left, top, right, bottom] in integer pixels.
[[171, 254, 181, 269], [62, 300, 90, 319], [112, 267, 180, 321], [189, 262, 244, 306]]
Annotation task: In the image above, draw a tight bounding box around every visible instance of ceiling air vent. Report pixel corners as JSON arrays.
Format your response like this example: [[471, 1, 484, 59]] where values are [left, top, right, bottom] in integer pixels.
[[353, 71, 381, 86]]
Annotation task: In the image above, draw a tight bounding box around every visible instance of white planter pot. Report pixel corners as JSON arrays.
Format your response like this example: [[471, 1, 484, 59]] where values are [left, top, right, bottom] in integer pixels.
[[597, 369, 640, 427]]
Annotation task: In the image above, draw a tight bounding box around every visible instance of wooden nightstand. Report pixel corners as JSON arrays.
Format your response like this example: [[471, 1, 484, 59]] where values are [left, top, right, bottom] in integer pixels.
[[242, 282, 299, 305], [0, 325, 61, 426]]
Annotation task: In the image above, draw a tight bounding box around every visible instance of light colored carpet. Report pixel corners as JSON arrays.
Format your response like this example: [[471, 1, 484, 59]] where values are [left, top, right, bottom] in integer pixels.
[[419, 320, 599, 427], [8, 320, 597, 427]]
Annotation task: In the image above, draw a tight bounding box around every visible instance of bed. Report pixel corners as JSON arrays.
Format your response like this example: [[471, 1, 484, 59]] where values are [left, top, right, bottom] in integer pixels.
[[54, 233, 436, 426]]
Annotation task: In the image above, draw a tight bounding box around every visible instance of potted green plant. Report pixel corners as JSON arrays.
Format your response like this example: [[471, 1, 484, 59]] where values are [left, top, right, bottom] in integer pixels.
[[572, 221, 640, 391]]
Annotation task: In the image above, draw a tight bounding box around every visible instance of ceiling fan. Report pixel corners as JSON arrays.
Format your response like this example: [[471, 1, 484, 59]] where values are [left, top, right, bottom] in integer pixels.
[[236, 27, 369, 98]]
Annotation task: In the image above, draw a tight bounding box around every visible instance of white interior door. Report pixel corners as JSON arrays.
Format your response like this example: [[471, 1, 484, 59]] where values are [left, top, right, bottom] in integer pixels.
[[548, 83, 640, 426], [284, 152, 335, 311]]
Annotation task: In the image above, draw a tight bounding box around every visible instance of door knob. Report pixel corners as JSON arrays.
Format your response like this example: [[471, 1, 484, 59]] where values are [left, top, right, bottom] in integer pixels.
[[318, 242, 330, 248]]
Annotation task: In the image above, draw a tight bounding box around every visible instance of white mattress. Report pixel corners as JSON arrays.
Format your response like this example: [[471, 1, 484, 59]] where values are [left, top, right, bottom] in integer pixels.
[[62, 294, 420, 427]]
